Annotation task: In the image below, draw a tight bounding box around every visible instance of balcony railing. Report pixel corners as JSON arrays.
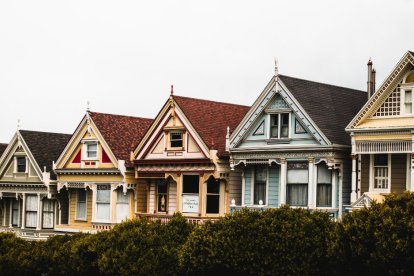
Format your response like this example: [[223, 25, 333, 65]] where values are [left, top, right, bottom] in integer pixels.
[[92, 222, 117, 231], [136, 213, 220, 224]]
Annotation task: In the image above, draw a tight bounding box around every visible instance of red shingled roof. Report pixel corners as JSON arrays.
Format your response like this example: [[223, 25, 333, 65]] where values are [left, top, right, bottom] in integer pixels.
[[173, 96, 250, 157], [89, 112, 153, 165]]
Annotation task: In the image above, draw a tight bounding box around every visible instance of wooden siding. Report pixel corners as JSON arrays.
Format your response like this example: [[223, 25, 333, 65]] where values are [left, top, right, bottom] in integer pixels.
[[227, 169, 242, 211], [136, 183, 148, 213], [168, 180, 177, 213], [69, 189, 93, 230], [391, 154, 407, 194], [361, 155, 370, 193], [268, 165, 279, 207], [244, 167, 252, 205]]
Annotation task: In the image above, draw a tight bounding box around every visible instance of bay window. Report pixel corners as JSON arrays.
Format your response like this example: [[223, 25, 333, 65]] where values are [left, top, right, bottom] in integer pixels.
[[253, 166, 267, 205], [316, 164, 332, 207], [206, 177, 220, 214], [182, 175, 199, 213], [96, 185, 111, 221], [286, 163, 308, 206]]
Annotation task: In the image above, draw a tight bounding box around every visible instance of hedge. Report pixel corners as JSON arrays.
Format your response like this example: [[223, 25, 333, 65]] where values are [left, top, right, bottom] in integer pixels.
[[0, 193, 414, 275]]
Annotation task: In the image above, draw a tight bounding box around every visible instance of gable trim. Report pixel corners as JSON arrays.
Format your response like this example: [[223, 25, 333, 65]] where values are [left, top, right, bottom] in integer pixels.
[[347, 51, 414, 130]]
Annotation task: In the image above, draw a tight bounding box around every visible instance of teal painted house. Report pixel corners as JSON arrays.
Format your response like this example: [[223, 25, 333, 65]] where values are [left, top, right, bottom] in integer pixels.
[[228, 70, 367, 218]]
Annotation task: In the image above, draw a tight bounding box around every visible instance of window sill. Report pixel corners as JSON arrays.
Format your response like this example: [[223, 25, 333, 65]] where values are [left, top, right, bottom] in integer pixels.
[[265, 138, 291, 144], [166, 148, 184, 152], [74, 219, 88, 222]]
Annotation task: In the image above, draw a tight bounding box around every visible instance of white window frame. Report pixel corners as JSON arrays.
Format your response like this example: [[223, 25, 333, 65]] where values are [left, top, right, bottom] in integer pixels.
[[369, 154, 391, 193], [401, 86, 413, 116], [14, 156, 28, 173], [169, 131, 184, 149], [315, 163, 334, 209], [95, 184, 112, 222], [268, 113, 291, 139], [75, 189, 87, 221], [251, 166, 269, 206]]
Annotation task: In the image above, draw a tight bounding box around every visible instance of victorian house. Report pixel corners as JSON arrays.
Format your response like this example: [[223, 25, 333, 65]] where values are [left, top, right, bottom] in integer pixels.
[[54, 111, 152, 232], [0, 130, 70, 239], [346, 51, 414, 208], [228, 70, 367, 218], [132, 92, 249, 222]]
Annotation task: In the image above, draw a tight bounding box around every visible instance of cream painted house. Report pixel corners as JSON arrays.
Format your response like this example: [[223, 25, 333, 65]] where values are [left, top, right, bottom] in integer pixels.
[[346, 51, 414, 208]]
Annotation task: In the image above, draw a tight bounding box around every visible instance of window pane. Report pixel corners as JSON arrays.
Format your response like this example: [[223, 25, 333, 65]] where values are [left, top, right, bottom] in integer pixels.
[[317, 184, 332, 207], [26, 212, 37, 228], [96, 203, 110, 220], [206, 195, 220, 214], [77, 202, 86, 219], [78, 189, 86, 202], [183, 175, 199, 194], [117, 190, 129, 203], [43, 199, 54, 212], [374, 154, 388, 166], [17, 157, 26, 172], [287, 169, 308, 183], [254, 167, 267, 205], [280, 113, 289, 138], [207, 178, 220, 194], [286, 184, 308, 206], [157, 180, 168, 194], [317, 164, 332, 184], [270, 115, 278, 138], [26, 195, 38, 211], [87, 144, 97, 158], [170, 132, 183, 148], [97, 189, 110, 203]]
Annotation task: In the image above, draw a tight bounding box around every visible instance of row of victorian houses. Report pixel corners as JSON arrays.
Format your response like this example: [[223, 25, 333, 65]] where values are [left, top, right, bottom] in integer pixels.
[[0, 51, 413, 239]]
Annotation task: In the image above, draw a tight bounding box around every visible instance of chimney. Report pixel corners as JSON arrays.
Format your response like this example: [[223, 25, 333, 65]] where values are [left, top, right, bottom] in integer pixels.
[[372, 68, 376, 95], [367, 58, 373, 99]]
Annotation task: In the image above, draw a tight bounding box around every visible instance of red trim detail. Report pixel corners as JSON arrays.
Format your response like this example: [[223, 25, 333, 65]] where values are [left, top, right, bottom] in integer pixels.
[[72, 149, 81, 163], [102, 148, 111, 163]]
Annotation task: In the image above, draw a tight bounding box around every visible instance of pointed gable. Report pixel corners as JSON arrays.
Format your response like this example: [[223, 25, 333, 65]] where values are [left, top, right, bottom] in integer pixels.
[[348, 51, 414, 130], [279, 75, 367, 145], [19, 130, 71, 177], [89, 112, 153, 164], [173, 96, 250, 156]]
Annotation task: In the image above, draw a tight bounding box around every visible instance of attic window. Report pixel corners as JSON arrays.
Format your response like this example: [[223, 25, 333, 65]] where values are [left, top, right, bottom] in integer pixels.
[[87, 143, 97, 159], [405, 72, 414, 84], [17, 157, 26, 173], [170, 132, 183, 148]]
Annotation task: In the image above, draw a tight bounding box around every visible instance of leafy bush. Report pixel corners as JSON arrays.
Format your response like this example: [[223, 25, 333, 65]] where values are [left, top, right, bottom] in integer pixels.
[[331, 192, 414, 275], [179, 207, 334, 275]]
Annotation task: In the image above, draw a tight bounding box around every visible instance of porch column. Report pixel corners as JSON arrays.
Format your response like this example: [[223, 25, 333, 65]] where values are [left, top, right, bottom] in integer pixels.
[[2, 201, 6, 226], [351, 155, 357, 203], [36, 193, 42, 230], [411, 154, 414, 191], [279, 158, 287, 206], [9, 198, 13, 228], [308, 157, 315, 209], [21, 194, 26, 229]]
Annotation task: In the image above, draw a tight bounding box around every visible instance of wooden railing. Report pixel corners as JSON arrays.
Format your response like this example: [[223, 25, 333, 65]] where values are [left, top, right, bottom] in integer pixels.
[[92, 222, 117, 231], [355, 141, 412, 153], [136, 213, 219, 224]]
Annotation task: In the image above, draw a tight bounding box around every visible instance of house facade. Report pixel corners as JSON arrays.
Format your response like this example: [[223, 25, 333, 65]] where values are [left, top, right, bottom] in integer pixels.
[[133, 93, 249, 222], [54, 111, 152, 232], [228, 72, 367, 218], [0, 130, 70, 239], [346, 51, 414, 208]]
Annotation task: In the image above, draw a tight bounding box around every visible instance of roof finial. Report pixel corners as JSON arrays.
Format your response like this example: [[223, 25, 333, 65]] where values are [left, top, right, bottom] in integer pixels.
[[367, 58, 372, 65], [17, 119, 20, 130], [274, 57, 279, 76], [86, 100, 90, 111], [170, 85, 174, 96]]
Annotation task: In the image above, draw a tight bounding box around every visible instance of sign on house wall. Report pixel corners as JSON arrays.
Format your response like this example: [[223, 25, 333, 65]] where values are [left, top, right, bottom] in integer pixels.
[[182, 194, 199, 213]]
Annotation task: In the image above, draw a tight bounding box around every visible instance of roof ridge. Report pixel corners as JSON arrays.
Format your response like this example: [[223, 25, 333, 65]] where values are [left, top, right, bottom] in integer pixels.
[[278, 74, 366, 94], [173, 95, 250, 108], [89, 111, 152, 121], [19, 129, 71, 136]]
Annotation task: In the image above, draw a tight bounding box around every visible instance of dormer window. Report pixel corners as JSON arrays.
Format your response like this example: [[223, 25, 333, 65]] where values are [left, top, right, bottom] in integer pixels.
[[86, 143, 98, 159], [17, 157, 26, 173], [170, 132, 183, 148], [270, 113, 290, 139]]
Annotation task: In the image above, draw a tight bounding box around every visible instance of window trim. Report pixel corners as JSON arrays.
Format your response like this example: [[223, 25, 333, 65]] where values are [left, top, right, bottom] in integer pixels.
[[268, 113, 291, 139], [369, 154, 391, 193], [205, 177, 221, 215], [181, 174, 200, 214], [286, 162, 309, 207], [75, 189, 88, 221], [95, 184, 112, 222], [156, 180, 169, 213], [14, 156, 28, 174], [316, 163, 333, 208]]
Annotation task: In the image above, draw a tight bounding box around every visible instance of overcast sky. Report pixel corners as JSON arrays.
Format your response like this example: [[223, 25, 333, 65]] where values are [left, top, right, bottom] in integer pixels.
[[0, 0, 413, 143]]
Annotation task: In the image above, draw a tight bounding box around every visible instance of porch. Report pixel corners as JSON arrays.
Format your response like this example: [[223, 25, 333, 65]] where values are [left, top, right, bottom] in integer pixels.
[[136, 212, 220, 224]]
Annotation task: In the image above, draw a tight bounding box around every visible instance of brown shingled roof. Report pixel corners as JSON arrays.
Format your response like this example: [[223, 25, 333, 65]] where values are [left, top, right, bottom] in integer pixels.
[[0, 143, 8, 158], [89, 112, 153, 165], [278, 75, 367, 145], [19, 130, 72, 179], [173, 96, 250, 157]]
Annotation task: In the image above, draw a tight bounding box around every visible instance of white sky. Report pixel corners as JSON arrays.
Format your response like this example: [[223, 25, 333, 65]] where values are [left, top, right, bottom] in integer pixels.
[[0, 0, 413, 143]]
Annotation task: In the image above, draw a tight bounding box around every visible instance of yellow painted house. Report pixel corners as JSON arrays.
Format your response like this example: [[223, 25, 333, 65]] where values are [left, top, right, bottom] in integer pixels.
[[346, 51, 414, 208], [54, 111, 152, 232]]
